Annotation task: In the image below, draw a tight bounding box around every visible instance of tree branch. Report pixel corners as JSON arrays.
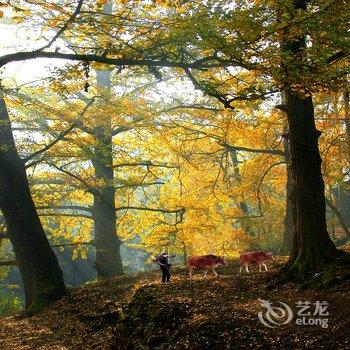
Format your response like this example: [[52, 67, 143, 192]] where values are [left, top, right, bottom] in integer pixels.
[[111, 117, 144, 136], [24, 99, 94, 164], [232, 161, 286, 219], [185, 68, 236, 109], [115, 206, 185, 214], [51, 241, 94, 248], [112, 161, 179, 169], [221, 142, 286, 157], [36, 0, 85, 52], [115, 182, 165, 190], [161, 105, 223, 113], [326, 51, 348, 65], [255, 161, 285, 217], [0, 51, 239, 70], [25, 157, 46, 169], [326, 198, 350, 239], [0, 260, 18, 266], [39, 212, 93, 220], [49, 163, 96, 194], [37, 205, 93, 213], [0, 232, 9, 240], [24, 122, 77, 164]]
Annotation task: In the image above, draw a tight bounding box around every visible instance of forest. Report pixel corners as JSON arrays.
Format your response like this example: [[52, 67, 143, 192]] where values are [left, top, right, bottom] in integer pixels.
[[0, 0, 349, 349]]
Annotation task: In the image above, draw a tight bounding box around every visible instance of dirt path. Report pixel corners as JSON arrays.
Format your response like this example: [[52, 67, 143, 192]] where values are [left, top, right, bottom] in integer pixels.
[[0, 260, 349, 349]]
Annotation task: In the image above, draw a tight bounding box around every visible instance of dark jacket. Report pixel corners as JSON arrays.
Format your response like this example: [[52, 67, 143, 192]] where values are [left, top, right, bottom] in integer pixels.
[[155, 255, 171, 269]]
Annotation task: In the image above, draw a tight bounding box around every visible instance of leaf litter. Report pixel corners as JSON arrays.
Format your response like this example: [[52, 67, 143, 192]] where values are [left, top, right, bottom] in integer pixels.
[[0, 257, 349, 350]]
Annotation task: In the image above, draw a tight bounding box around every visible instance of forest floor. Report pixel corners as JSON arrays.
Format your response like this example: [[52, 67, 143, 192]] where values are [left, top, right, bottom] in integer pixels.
[[0, 256, 349, 350]]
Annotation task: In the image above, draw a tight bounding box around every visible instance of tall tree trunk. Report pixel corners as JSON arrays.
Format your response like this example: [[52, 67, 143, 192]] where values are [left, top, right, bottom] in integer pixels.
[[0, 95, 65, 314], [91, 67, 124, 277], [282, 124, 293, 252], [91, 151, 123, 277], [343, 76, 350, 164], [229, 149, 253, 236], [286, 90, 337, 278], [281, 0, 337, 280]]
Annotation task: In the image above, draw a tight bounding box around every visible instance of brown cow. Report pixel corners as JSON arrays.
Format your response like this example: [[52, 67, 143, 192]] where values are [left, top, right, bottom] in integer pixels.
[[239, 251, 274, 273], [187, 254, 228, 278]]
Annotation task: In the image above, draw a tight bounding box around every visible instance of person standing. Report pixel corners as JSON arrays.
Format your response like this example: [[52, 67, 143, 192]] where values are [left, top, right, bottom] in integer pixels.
[[154, 252, 171, 282]]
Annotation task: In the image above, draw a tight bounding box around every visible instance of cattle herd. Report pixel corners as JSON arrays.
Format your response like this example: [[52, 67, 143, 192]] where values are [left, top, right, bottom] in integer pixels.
[[186, 251, 275, 277]]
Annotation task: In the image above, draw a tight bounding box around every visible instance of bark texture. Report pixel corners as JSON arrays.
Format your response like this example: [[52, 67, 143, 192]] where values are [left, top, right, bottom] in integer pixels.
[[91, 126, 123, 277], [0, 96, 65, 314], [90, 65, 124, 277], [281, 0, 337, 280], [229, 149, 252, 236], [283, 124, 293, 252]]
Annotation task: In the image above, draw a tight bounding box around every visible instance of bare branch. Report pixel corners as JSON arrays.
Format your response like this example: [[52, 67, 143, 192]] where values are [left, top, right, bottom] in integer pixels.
[[167, 122, 223, 142], [0, 260, 18, 266], [275, 104, 288, 113], [50, 163, 96, 194], [112, 117, 144, 136], [255, 161, 285, 217], [185, 68, 236, 109], [37, 205, 93, 213], [221, 142, 286, 157], [326, 198, 350, 239], [39, 212, 93, 220], [115, 206, 185, 214], [36, 0, 85, 52], [115, 182, 165, 190], [112, 161, 179, 169], [25, 157, 46, 169], [232, 161, 285, 219], [326, 51, 348, 65], [0, 232, 9, 240], [24, 98, 94, 164], [0, 51, 220, 69], [51, 241, 94, 248], [24, 123, 77, 164], [161, 105, 223, 113]]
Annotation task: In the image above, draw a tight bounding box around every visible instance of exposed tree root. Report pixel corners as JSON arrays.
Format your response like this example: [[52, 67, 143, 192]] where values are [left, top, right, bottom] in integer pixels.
[[268, 249, 350, 289]]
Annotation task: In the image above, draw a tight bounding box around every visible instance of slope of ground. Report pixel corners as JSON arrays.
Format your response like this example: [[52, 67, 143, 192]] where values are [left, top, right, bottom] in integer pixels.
[[0, 257, 349, 350]]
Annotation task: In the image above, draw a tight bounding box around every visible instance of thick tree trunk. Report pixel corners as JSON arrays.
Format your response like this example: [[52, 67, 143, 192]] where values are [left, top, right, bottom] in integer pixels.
[[91, 66, 124, 277], [0, 96, 65, 314], [281, 0, 337, 281], [91, 142, 123, 277], [286, 91, 337, 278]]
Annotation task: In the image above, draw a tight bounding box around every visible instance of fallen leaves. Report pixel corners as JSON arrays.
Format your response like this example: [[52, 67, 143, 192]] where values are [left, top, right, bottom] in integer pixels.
[[0, 260, 349, 349]]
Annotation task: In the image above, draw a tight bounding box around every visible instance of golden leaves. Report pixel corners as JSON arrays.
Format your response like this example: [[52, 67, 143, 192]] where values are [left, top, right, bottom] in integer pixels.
[[10, 16, 26, 23]]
